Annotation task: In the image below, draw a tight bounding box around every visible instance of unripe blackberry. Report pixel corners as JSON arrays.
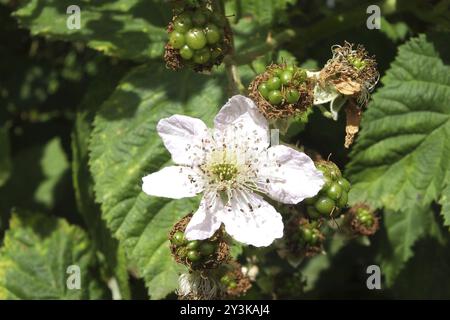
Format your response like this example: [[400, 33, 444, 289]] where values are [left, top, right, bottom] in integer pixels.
[[304, 160, 351, 220], [345, 203, 379, 236], [282, 216, 324, 260], [219, 261, 251, 298], [169, 213, 229, 270], [164, 3, 232, 72], [248, 63, 314, 119], [319, 41, 379, 107]]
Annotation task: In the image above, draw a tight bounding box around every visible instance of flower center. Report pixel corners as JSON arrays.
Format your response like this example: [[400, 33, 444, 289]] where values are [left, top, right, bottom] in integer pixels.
[[348, 56, 366, 71], [210, 163, 238, 182]]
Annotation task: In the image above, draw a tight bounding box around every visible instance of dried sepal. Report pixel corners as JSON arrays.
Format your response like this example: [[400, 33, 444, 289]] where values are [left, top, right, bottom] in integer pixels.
[[177, 270, 224, 300], [344, 99, 363, 148], [320, 41, 379, 106]]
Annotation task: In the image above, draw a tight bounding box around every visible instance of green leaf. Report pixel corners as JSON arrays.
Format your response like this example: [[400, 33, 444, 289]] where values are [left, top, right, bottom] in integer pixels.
[[347, 35, 450, 285], [347, 34, 450, 214], [13, 0, 170, 62], [0, 124, 11, 187], [0, 136, 69, 214], [89, 63, 225, 299], [231, 0, 297, 26], [72, 64, 131, 299], [439, 179, 450, 227], [391, 237, 450, 299], [378, 207, 434, 286], [380, 17, 409, 42], [0, 210, 109, 299]]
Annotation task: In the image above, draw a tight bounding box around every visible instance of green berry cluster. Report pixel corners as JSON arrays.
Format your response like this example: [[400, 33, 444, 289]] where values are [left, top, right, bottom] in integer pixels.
[[220, 274, 238, 290], [355, 207, 375, 228], [171, 231, 218, 266], [299, 221, 322, 247], [304, 161, 351, 219], [167, 7, 228, 68], [257, 65, 307, 105]]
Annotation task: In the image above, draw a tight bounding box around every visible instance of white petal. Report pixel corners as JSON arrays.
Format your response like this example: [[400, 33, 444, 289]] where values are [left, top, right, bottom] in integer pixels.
[[214, 95, 269, 148], [313, 83, 340, 106], [217, 191, 283, 247], [260, 145, 324, 204], [330, 95, 347, 120], [142, 166, 204, 199], [185, 193, 222, 241], [157, 115, 209, 165]]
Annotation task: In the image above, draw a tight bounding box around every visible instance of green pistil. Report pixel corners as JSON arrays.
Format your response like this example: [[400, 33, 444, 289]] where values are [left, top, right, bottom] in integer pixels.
[[211, 163, 238, 182], [348, 56, 366, 71]]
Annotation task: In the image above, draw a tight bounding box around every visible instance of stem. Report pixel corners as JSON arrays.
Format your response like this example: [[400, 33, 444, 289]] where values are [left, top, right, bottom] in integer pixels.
[[224, 56, 245, 95], [213, 0, 245, 95]]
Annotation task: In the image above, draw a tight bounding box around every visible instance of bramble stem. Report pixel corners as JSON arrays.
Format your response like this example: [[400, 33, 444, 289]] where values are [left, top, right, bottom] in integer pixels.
[[213, 0, 245, 95]]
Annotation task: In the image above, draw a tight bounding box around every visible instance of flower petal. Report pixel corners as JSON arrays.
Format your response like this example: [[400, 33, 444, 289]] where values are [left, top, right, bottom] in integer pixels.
[[185, 193, 222, 241], [313, 83, 340, 106], [157, 115, 209, 165], [260, 145, 324, 204], [214, 95, 269, 148], [217, 191, 283, 247], [142, 166, 204, 199]]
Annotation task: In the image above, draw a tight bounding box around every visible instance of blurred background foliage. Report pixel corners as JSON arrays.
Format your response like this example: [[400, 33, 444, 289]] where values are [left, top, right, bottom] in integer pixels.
[[0, 0, 449, 299]]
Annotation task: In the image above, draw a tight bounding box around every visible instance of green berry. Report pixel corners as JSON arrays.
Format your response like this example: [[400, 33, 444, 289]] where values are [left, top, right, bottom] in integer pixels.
[[169, 31, 185, 49], [228, 281, 237, 289], [266, 77, 281, 90], [280, 70, 293, 85], [357, 208, 371, 216], [286, 65, 296, 72], [337, 178, 351, 192], [173, 13, 193, 33], [323, 176, 333, 189], [310, 231, 320, 245], [258, 83, 270, 99], [192, 11, 207, 26], [314, 196, 335, 215], [301, 228, 313, 243], [358, 214, 371, 225], [326, 183, 343, 201], [186, 240, 200, 250], [177, 247, 188, 259], [179, 45, 194, 60], [268, 90, 283, 105], [294, 68, 307, 82], [272, 68, 283, 76], [285, 88, 300, 104], [204, 23, 221, 44], [187, 250, 201, 262], [199, 242, 216, 256], [220, 275, 231, 285], [306, 206, 321, 219], [337, 191, 348, 208], [172, 231, 186, 246], [185, 28, 207, 50], [193, 48, 211, 64]]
